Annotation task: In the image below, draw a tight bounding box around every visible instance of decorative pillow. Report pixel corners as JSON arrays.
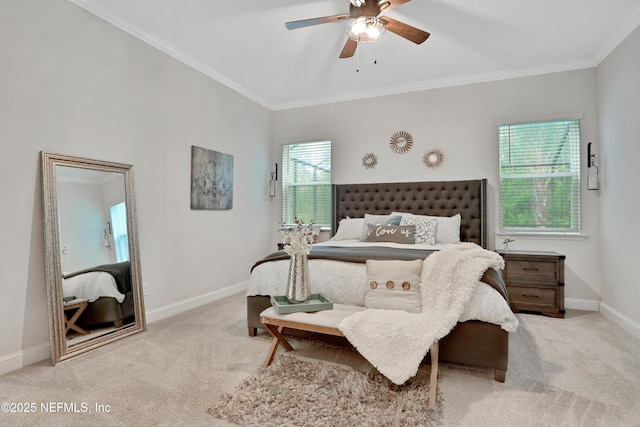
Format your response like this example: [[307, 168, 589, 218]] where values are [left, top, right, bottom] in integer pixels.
[[359, 214, 402, 241], [364, 259, 423, 313], [392, 212, 461, 244], [430, 213, 461, 244], [400, 216, 436, 245], [365, 224, 416, 244], [332, 217, 365, 240]]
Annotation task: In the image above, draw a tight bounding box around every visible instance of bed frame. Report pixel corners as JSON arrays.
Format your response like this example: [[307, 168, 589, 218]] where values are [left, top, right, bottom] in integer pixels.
[[247, 179, 510, 382]]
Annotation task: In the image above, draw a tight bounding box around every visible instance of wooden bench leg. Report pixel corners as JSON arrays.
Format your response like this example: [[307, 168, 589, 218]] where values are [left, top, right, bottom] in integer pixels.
[[429, 341, 439, 409], [65, 305, 89, 335], [263, 325, 293, 368]]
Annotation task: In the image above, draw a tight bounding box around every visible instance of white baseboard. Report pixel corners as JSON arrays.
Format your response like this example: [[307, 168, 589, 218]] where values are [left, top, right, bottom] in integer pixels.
[[0, 342, 50, 376], [0, 282, 248, 376], [565, 297, 600, 312], [600, 302, 640, 340], [145, 281, 248, 324]]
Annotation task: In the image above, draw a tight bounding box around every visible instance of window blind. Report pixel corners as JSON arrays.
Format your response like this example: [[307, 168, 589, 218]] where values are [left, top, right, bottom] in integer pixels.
[[281, 141, 332, 226], [499, 119, 581, 232], [109, 202, 130, 262]]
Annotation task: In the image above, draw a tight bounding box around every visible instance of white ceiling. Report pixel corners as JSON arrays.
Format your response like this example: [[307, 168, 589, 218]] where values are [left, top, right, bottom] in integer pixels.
[[71, 0, 640, 111]]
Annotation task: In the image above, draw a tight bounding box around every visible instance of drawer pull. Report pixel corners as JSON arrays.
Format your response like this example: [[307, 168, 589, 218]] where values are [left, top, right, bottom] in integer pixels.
[[523, 294, 540, 298], [522, 267, 539, 271]]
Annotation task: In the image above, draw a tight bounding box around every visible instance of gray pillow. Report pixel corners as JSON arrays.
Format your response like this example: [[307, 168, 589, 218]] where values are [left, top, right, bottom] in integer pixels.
[[365, 224, 416, 244], [359, 214, 402, 241]]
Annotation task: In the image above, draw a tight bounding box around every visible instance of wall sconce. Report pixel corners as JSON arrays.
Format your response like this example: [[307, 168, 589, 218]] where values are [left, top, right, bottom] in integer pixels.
[[587, 142, 599, 190], [269, 163, 278, 198], [103, 221, 112, 247]]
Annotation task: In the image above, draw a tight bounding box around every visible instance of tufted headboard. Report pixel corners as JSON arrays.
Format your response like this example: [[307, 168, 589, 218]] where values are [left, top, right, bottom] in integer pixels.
[[331, 179, 487, 248]]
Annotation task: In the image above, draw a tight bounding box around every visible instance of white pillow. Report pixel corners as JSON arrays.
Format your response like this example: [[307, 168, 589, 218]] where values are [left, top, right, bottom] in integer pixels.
[[359, 214, 402, 241], [364, 259, 423, 313], [392, 212, 461, 244], [332, 217, 365, 240], [399, 216, 436, 245], [432, 213, 461, 244]]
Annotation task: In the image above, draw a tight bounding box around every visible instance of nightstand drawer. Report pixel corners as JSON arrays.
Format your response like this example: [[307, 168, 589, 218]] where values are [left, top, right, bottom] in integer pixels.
[[508, 286, 557, 307], [505, 260, 558, 281]]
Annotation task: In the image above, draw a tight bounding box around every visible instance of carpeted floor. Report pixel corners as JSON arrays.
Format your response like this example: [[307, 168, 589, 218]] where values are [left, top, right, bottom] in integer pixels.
[[1, 291, 639, 426]]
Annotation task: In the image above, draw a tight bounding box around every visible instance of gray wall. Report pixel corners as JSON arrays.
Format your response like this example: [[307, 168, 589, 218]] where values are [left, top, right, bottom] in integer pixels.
[[273, 69, 603, 307], [0, 0, 273, 372], [597, 25, 640, 331]]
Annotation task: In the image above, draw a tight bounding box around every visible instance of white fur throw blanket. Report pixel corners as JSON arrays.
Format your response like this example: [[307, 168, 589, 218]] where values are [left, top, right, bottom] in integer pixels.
[[338, 243, 505, 385]]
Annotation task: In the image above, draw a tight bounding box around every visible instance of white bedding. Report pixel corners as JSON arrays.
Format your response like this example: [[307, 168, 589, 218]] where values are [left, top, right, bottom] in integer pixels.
[[248, 240, 519, 332], [62, 272, 125, 303]]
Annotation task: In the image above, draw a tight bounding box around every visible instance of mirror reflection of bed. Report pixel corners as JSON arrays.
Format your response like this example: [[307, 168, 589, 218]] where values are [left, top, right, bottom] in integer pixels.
[[62, 261, 136, 346]]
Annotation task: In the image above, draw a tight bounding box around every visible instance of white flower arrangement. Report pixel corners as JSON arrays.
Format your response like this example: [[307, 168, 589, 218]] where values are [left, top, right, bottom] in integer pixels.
[[502, 237, 514, 251], [281, 218, 316, 256]]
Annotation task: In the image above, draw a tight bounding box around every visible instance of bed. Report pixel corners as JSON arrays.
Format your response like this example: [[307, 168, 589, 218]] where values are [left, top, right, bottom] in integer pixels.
[[247, 179, 516, 382], [62, 261, 135, 329]]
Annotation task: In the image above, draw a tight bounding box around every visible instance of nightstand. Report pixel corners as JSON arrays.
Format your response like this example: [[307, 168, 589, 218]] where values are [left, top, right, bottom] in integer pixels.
[[497, 250, 565, 318]]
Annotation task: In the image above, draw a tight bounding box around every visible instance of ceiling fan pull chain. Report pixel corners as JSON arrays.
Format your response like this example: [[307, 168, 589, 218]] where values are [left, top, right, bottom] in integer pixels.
[[356, 47, 360, 72]]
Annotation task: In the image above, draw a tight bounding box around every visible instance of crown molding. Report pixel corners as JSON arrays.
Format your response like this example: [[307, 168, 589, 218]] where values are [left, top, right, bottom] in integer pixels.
[[70, 0, 275, 110], [270, 60, 598, 111], [70, 0, 640, 112], [593, 4, 640, 64]]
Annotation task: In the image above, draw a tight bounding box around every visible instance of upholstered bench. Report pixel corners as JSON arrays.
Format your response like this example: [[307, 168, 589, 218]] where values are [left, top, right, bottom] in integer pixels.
[[260, 304, 439, 408]]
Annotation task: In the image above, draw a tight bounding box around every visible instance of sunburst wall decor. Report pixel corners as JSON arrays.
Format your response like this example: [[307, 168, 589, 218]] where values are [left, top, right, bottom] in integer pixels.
[[422, 148, 444, 168], [389, 131, 414, 154], [362, 152, 378, 169]]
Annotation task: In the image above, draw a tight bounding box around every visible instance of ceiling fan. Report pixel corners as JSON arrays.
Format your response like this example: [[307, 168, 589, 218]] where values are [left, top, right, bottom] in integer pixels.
[[285, 0, 430, 58]]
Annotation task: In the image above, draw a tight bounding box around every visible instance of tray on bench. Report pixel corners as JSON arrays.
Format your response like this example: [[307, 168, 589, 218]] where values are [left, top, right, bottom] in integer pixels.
[[270, 294, 333, 314]]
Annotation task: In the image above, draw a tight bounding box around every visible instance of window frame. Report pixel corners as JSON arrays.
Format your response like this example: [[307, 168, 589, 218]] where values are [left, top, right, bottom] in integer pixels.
[[281, 140, 332, 227], [498, 118, 582, 234]]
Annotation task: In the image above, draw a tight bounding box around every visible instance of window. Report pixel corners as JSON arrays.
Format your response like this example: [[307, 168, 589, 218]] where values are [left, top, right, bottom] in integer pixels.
[[281, 141, 332, 226], [109, 202, 129, 262], [499, 119, 581, 232]]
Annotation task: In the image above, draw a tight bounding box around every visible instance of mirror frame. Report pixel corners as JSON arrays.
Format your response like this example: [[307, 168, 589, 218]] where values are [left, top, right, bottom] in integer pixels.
[[41, 151, 146, 365]]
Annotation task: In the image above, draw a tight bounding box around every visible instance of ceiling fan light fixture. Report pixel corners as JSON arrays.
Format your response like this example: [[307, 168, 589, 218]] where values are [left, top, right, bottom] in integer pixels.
[[347, 16, 385, 43], [350, 0, 366, 6]]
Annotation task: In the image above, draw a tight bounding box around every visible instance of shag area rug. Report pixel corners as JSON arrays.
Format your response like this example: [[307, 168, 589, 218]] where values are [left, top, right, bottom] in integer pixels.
[[208, 354, 442, 427]]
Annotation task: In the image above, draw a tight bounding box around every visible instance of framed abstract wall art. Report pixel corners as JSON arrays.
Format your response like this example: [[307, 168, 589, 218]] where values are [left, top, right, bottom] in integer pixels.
[[191, 146, 233, 210]]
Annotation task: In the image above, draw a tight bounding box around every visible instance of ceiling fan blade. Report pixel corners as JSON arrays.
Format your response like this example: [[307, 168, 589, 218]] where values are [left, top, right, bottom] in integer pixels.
[[379, 0, 411, 13], [339, 38, 358, 58], [380, 16, 430, 44], [285, 14, 351, 30]]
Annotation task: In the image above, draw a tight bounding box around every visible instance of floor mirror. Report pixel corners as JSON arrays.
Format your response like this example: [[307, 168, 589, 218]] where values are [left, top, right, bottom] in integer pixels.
[[41, 151, 146, 365]]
